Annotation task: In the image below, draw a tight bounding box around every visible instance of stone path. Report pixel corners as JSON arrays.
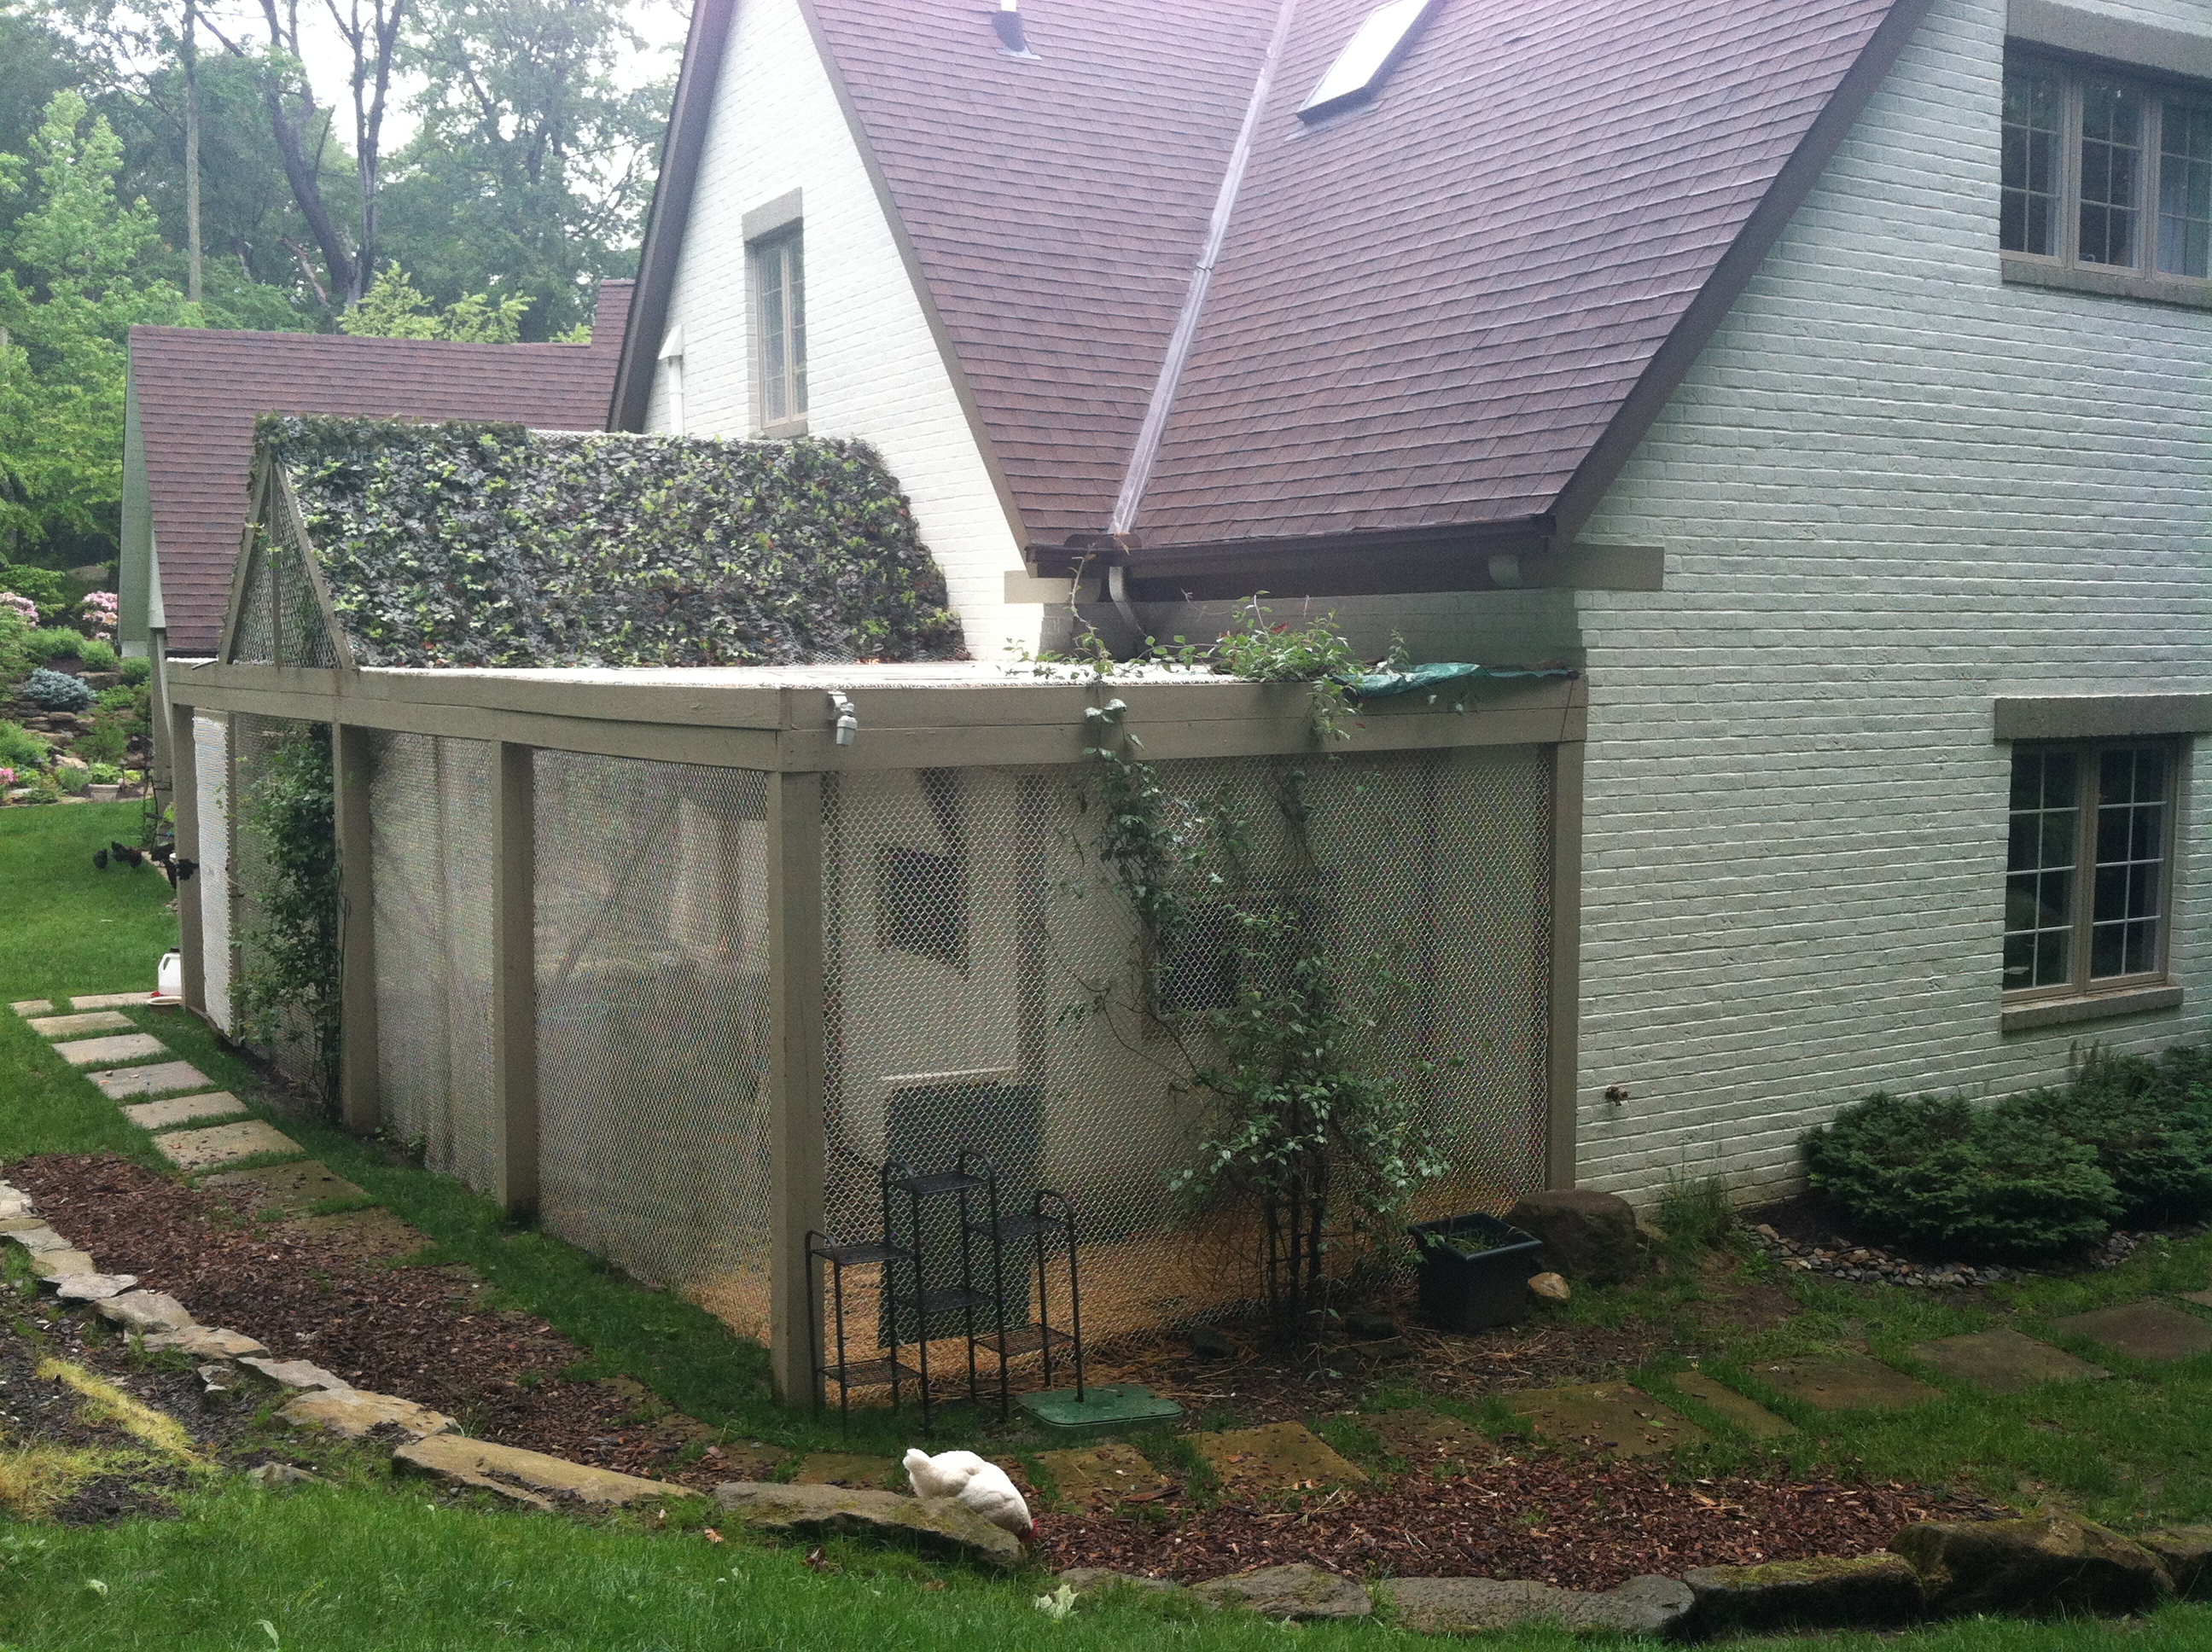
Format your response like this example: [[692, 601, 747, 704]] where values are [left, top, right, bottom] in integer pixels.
[[1504, 1383, 1707, 1457], [2051, 1301, 2212, 1364], [1673, 1371, 1796, 1439], [1039, 1441, 1173, 1508], [1753, 1352, 1943, 1413], [1190, 1421, 1367, 1492], [1912, 1329, 2108, 1395]]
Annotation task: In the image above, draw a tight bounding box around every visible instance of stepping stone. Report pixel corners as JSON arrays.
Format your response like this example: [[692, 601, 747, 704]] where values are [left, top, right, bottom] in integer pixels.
[[1672, 1371, 1797, 1439], [1751, 1352, 1941, 1412], [70, 992, 152, 1010], [2182, 1290, 2212, 1311], [1190, 1421, 1367, 1492], [1191, 1563, 1372, 1621], [154, 1120, 305, 1172], [279, 1388, 454, 1442], [1377, 1575, 1691, 1637], [294, 1207, 427, 1263], [240, 1357, 351, 1392], [398, 1434, 700, 1509], [1366, 1408, 1488, 1463], [52, 1274, 138, 1301], [715, 1480, 1019, 1568], [90, 1060, 212, 1098], [55, 1032, 168, 1067], [27, 1010, 135, 1037], [1037, 1442, 1172, 1509], [1501, 1383, 1708, 1457], [2051, 1301, 2212, 1364], [1912, 1328, 2109, 1395], [199, 1160, 370, 1214], [9, 999, 55, 1016], [143, 1325, 268, 1358], [122, 1092, 247, 1131], [792, 1451, 899, 1490], [35, 1253, 98, 1282]]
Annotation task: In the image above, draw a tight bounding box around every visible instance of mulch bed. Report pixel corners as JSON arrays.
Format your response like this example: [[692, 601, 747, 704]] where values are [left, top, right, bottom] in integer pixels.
[[1037, 1458, 2000, 1591], [7, 1154, 737, 1489]]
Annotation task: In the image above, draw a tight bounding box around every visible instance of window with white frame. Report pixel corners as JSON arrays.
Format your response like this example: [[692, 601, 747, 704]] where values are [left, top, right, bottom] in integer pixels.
[[2005, 743, 2176, 998], [750, 229, 806, 433], [2002, 53, 2212, 286]]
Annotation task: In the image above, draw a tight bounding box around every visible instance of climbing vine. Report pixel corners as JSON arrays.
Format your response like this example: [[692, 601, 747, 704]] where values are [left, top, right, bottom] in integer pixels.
[[234, 722, 342, 1103]]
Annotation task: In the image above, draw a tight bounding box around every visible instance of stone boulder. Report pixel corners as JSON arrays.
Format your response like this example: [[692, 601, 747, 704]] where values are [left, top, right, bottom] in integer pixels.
[[1375, 1574, 1691, 1636], [1057, 1568, 1188, 1599], [397, 1434, 699, 1510], [1682, 1554, 1921, 1635], [278, 1389, 456, 1442], [2141, 1528, 2212, 1599], [1191, 1563, 1371, 1620], [713, 1480, 1020, 1568], [95, 1291, 195, 1334], [1503, 1190, 1640, 1284], [1889, 1514, 2172, 1617]]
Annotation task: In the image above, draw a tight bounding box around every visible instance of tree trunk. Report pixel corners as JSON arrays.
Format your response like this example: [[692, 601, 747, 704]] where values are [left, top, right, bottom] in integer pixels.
[[182, 0, 202, 303]]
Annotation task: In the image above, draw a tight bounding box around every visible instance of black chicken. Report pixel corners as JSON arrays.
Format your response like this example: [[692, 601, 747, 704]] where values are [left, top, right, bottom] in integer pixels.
[[93, 848, 108, 870], [109, 841, 146, 868]]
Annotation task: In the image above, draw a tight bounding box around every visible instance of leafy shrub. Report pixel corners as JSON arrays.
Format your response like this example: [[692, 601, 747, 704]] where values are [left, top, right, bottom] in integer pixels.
[[93, 685, 137, 713], [0, 721, 48, 769], [2002, 1054, 2212, 1224], [1805, 1091, 2119, 1260], [77, 637, 118, 671], [79, 590, 118, 637], [118, 656, 151, 686], [0, 565, 66, 615], [20, 628, 88, 666], [55, 765, 87, 795], [86, 762, 122, 784], [76, 713, 130, 765], [19, 668, 93, 713]]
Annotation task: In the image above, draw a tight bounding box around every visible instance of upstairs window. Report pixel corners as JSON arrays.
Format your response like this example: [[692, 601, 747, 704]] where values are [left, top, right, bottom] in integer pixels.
[[2002, 54, 2212, 294], [749, 229, 807, 433], [2005, 743, 2175, 1000]]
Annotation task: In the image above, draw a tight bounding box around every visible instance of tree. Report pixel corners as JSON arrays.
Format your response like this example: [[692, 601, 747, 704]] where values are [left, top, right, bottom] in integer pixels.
[[0, 89, 196, 560], [338, 260, 523, 340]]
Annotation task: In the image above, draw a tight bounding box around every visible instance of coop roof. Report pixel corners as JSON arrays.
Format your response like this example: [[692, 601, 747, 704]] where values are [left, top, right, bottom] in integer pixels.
[[616, 0, 1934, 591], [129, 282, 633, 655], [229, 417, 963, 671]]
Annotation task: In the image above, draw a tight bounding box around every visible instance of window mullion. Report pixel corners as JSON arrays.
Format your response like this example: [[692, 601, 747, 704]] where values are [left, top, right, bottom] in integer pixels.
[[2073, 747, 2099, 994], [2062, 73, 2083, 267]]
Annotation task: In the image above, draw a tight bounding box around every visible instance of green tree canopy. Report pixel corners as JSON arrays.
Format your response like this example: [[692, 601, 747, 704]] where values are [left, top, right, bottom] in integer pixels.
[[338, 261, 526, 341]]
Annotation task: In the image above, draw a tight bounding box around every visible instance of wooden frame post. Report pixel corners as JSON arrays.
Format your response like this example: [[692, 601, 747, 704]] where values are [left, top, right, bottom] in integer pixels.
[[334, 723, 380, 1131], [1545, 739, 1585, 1191], [766, 769, 826, 1405], [492, 742, 539, 1219], [171, 701, 205, 1017]]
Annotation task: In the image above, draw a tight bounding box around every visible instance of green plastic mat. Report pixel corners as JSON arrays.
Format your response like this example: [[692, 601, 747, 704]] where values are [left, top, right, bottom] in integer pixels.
[[1017, 1382, 1185, 1433]]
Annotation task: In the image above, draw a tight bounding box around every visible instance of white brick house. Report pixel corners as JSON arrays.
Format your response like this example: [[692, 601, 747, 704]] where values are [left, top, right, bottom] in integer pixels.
[[614, 0, 2212, 1207]]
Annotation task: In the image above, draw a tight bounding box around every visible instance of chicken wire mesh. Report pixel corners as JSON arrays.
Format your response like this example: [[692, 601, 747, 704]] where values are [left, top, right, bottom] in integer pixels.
[[191, 713, 233, 1033], [229, 494, 338, 668], [534, 752, 776, 1339], [818, 747, 1552, 1364], [369, 732, 498, 1191], [226, 712, 323, 1085]]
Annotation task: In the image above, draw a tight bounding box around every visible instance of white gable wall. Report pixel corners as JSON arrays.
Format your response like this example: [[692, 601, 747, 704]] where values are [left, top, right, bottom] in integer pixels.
[[1569, 0, 2212, 1201], [646, 0, 1038, 659]]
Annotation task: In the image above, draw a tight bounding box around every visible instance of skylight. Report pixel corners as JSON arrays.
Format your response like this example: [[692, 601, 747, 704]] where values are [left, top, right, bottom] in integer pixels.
[[1297, 0, 1440, 122]]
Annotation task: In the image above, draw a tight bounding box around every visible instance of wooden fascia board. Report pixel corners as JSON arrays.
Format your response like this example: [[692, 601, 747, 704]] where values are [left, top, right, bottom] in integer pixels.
[[610, 0, 739, 432], [1546, 0, 1941, 543]]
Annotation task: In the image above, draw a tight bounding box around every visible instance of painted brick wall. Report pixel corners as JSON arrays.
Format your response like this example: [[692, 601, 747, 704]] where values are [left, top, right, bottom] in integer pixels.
[[646, 0, 1040, 659], [1567, 0, 2212, 1202]]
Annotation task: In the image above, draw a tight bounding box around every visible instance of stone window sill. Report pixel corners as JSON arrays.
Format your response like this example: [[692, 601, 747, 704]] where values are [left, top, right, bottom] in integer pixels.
[[2000, 984, 2184, 1034], [756, 417, 810, 440], [2001, 256, 2212, 312]]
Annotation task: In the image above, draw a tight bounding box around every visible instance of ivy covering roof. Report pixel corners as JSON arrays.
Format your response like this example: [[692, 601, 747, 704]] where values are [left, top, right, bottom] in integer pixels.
[[257, 416, 965, 669]]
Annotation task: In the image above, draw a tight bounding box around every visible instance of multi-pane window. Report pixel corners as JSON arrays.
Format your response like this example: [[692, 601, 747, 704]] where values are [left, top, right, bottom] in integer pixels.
[[751, 230, 806, 431], [2001, 55, 2212, 282], [2004, 744, 2174, 998]]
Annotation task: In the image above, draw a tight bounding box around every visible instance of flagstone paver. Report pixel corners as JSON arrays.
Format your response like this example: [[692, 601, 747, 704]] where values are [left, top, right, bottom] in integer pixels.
[[2182, 1290, 2212, 1311], [69, 992, 152, 1010], [153, 1120, 306, 1172], [55, 1033, 169, 1067], [792, 1451, 899, 1490], [9, 999, 55, 1016], [27, 1011, 136, 1038], [1366, 1408, 1489, 1463], [35, 1252, 97, 1280], [90, 1061, 213, 1098], [1750, 1352, 1941, 1413], [1672, 1371, 1796, 1439], [1038, 1442, 1172, 1509], [198, 1160, 371, 1213], [1190, 1421, 1368, 1492], [121, 1092, 247, 1131], [2051, 1301, 2212, 1364], [1911, 1328, 2109, 1395], [1502, 1383, 1708, 1457]]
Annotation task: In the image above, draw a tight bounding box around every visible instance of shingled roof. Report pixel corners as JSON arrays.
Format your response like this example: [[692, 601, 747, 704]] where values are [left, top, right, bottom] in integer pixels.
[[618, 0, 1935, 595], [130, 282, 632, 654]]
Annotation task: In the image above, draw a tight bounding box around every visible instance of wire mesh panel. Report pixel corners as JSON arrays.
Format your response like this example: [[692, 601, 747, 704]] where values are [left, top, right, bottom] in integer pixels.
[[229, 543, 276, 665], [230, 505, 338, 668], [191, 713, 232, 1033], [821, 747, 1551, 1349], [534, 753, 776, 1339], [227, 713, 321, 1084], [368, 732, 498, 1190]]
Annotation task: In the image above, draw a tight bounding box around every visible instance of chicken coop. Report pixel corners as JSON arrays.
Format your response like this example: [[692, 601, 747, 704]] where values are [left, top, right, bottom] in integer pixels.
[[164, 420, 1585, 1402]]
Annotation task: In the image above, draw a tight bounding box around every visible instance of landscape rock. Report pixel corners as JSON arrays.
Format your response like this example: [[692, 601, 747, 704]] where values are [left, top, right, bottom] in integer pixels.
[[2140, 1527, 2212, 1599], [1528, 1271, 1572, 1303], [95, 1290, 195, 1333], [278, 1388, 456, 1441], [1188, 1325, 1242, 1359], [1342, 1310, 1400, 1341], [143, 1325, 269, 1358], [397, 1433, 700, 1509], [34, 1251, 98, 1280], [1058, 1568, 1187, 1597], [1682, 1554, 1922, 1634], [240, 1357, 352, 1392], [246, 1463, 328, 1487], [1377, 1574, 1691, 1636], [1502, 1190, 1640, 1284], [5, 1225, 74, 1254], [1890, 1512, 2173, 1617], [1191, 1562, 1372, 1621], [713, 1480, 1021, 1568], [52, 1273, 138, 1301]]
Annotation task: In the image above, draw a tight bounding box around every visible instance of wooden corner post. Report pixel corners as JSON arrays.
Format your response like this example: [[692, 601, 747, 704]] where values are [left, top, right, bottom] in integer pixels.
[[766, 769, 827, 1406], [1545, 738, 1585, 1191], [333, 723, 380, 1131], [492, 742, 539, 1219], [170, 701, 205, 1017]]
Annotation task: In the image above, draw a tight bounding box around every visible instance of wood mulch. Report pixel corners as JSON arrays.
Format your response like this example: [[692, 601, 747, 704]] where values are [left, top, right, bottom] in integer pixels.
[[6, 1154, 740, 1490], [1036, 1457, 2001, 1591]]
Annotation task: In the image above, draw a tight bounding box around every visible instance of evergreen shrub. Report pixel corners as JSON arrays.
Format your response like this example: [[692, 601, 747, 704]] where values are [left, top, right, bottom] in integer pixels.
[[2003, 1053, 2212, 1223], [20, 668, 93, 713], [118, 657, 151, 686], [20, 628, 88, 666]]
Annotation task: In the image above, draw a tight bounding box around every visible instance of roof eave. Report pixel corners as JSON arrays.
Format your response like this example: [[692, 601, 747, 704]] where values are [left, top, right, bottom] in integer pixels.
[[1104, 517, 1555, 602]]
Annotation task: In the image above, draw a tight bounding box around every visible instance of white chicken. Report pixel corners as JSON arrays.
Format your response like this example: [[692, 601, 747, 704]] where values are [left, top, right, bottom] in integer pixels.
[[903, 1447, 1034, 1539]]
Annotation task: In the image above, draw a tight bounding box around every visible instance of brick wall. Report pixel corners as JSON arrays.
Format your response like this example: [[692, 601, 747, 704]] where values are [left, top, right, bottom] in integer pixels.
[[645, 0, 1039, 659]]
